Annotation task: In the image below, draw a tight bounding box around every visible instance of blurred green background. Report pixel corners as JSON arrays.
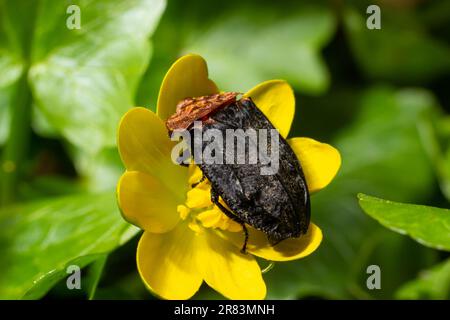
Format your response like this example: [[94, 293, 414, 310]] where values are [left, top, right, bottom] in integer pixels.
[[0, 0, 449, 299]]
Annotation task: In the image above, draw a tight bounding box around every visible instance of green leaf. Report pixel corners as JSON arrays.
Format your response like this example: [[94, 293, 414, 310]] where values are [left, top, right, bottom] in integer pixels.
[[85, 255, 108, 300], [0, 0, 166, 153], [72, 147, 124, 192], [31, 0, 165, 153], [396, 258, 450, 300], [0, 46, 23, 145], [19, 176, 84, 201], [137, 1, 336, 107], [31, 104, 59, 138], [184, 5, 334, 94], [358, 194, 450, 252], [416, 110, 450, 201], [344, 7, 450, 83], [264, 87, 437, 299], [0, 192, 138, 299]]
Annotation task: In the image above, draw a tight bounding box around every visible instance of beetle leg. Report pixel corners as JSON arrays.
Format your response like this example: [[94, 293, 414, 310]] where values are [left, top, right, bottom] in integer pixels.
[[210, 188, 249, 254], [176, 154, 189, 167], [241, 224, 249, 254], [191, 175, 206, 188], [178, 162, 189, 167]]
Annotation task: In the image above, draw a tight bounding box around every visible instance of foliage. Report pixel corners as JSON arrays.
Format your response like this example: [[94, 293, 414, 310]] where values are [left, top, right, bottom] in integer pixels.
[[0, 0, 449, 299]]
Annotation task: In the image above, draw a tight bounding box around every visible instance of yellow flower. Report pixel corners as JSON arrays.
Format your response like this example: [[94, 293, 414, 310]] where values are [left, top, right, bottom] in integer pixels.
[[117, 54, 341, 300]]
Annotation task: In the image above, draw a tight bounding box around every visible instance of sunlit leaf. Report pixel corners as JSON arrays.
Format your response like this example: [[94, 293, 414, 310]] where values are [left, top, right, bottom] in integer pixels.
[[0, 49, 23, 145], [0, 192, 138, 299], [72, 147, 124, 192], [0, 0, 166, 153], [358, 194, 450, 251]]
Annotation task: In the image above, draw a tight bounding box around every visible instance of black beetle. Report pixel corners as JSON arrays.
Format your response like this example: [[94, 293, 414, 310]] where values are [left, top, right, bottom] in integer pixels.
[[166, 93, 310, 253]]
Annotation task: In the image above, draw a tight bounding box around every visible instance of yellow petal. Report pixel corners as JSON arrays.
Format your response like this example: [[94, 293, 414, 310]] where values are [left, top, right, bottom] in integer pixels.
[[219, 223, 322, 262], [226, 219, 244, 232], [244, 80, 295, 138], [217, 215, 230, 231], [137, 228, 203, 300], [197, 230, 266, 299], [157, 54, 219, 121], [117, 107, 187, 198], [288, 137, 341, 193], [188, 220, 203, 234], [117, 171, 180, 233]]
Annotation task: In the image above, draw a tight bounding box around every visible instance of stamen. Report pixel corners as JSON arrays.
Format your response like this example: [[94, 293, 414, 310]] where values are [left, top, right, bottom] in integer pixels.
[[182, 165, 243, 233], [197, 209, 222, 228], [188, 221, 203, 234], [185, 187, 212, 208], [177, 205, 190, 220]]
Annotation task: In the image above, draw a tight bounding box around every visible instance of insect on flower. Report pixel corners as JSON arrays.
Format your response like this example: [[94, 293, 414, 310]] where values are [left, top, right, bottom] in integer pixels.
[[117, 54, 341, 300], [166, 92, 310, 253]]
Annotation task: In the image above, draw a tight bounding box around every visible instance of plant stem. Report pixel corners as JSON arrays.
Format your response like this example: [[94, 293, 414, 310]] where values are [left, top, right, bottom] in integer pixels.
[[0, 2, 38, 207], [0, 69, 32, 206]]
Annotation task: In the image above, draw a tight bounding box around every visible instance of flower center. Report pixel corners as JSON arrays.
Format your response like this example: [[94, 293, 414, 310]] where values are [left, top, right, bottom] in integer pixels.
[[176, 165, 242, 234]]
